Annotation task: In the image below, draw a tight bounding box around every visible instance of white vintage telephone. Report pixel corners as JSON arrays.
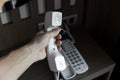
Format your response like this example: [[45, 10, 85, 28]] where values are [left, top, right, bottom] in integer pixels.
[[44, 11, 89, 80], [44, 11, 67, 72]]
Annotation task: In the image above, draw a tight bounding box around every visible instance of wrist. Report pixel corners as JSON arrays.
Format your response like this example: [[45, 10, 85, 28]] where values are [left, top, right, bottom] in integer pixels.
[[0, 44, 37, 80], [23, 43, 38, 63], [26, 42, 47, 62]]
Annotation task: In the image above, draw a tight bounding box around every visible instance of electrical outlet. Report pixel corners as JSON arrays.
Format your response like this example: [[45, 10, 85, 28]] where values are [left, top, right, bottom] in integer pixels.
[[55, 0, 62, 10], [69, 14, 77, 25], [70, 0, 76, 6], [0, 12, 12, 24], [37, 22, 44, 31], [19, 3, 30, 19], [38, 0, 46, 14], [63, 14, 77, 26]]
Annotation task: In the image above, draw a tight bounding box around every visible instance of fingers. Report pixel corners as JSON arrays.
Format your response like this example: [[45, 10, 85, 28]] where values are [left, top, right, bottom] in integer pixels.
[[56, 40, 62, 52], [58, 46, 62, 51], [56, 32, 62, 52], [56, 34, 62, 40], [36, 27, 61, 38], [56, 40, 62, 46], [47, 27, 61, 38]]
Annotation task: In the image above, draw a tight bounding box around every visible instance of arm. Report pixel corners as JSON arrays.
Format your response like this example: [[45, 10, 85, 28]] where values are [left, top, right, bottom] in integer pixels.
[[0, 44, 36, 80], [0, 28, 61, 80]]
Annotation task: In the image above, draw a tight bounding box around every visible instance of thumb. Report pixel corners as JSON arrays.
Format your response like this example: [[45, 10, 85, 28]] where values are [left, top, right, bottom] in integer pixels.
[[47, 28, 61, 38]]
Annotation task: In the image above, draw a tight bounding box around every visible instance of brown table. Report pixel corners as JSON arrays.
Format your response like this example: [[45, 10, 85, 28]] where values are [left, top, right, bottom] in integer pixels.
[[18, 31, 115, 80]]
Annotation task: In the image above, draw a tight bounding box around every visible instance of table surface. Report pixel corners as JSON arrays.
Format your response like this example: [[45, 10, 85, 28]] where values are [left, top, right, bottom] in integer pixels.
[[18, 30, 115, 80]]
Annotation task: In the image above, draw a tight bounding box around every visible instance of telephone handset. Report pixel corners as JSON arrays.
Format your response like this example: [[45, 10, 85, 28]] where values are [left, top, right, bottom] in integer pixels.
[[44, 11, 67, 72], [44, 11, 88, 80]]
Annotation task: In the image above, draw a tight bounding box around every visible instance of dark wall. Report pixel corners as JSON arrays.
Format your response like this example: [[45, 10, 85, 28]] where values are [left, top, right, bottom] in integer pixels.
[[83, 0, 120, 79], [84, 0, 113, 51]]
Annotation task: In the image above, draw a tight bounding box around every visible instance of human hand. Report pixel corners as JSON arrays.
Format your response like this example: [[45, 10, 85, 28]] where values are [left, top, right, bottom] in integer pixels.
[[28, 27, 62, 62]]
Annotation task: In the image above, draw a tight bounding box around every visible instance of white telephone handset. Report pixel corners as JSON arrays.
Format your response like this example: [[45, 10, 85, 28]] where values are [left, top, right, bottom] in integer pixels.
[[45, 11, 66, 72]]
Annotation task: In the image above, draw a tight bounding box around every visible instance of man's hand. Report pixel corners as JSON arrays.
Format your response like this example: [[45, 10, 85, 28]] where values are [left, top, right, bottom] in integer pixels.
[[0, 27, 62, 80], [28, 27, 62, 62]]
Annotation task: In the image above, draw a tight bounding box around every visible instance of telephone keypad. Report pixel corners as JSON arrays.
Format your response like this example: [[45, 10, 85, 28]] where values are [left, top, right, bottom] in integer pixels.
[[61, 39, 89, 74]]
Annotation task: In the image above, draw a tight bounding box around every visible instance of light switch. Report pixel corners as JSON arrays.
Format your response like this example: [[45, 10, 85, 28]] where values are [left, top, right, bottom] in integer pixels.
[[70, 0, 76, 6], [38, 0, 46, 14], [19, 3, 30, 19], [55, 0, 62, 10], [0, 12, 12, 24]]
